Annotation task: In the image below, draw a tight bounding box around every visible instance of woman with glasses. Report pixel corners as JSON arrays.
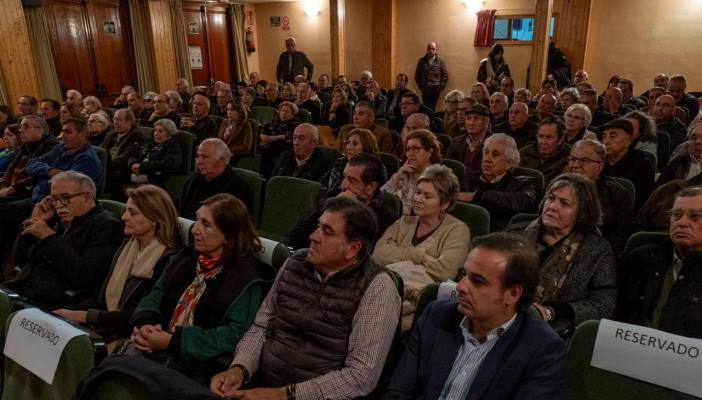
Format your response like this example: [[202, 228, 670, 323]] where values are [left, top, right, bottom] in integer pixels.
[[518, 173, 617, 337], [382, 129, 442, 215], [87, 113, 113, 147], [321, 128, 381, 193], [563, 104, 597, 145], [567, 139, 633, 252], [54, 185, 181, 345]]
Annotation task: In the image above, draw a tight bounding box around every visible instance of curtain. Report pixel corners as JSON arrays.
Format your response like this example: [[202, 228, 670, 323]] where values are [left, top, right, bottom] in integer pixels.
[[128, 0, 157, 92], [24, 7, 62, 100], [0, 67, 9, 106], [168, 0, 192, 83], [230, 4, 249, 83], [474, 9, 497, 47]]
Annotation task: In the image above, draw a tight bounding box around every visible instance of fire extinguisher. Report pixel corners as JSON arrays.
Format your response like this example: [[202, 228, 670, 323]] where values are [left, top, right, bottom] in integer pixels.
[[246, 27, 256, 53]]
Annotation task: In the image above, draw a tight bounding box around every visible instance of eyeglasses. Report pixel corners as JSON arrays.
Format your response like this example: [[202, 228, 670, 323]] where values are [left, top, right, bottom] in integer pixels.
[[400, 102, 416, 107], [406, 145, 425, 153], [669, 209, 702, 223], [47, 192, 88, 206], [567, 156, 601, 165]]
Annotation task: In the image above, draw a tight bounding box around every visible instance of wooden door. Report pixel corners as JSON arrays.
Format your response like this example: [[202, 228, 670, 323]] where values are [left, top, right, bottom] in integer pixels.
[[205, 6, 233, 84], [86, 0, 137, 98], [44, 0, 136, 100], [183, 3, 210, 87], [44, 0, 98, 96]]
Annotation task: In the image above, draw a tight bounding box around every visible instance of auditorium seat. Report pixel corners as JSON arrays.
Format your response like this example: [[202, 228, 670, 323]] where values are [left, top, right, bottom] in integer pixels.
[[163, 131, 195, 205], [449, 201, 490, 237], [250, 106, 277, 126], [513, 166, 545, 194], [379, 152, 400, 176], [232, 167, 264, 225], [259, 176, 323, 241], [622, 231, 669, 255], [93, 146, 109, 199], [441, 158, 466, 188], [656, 130, 671, 171], [98, 200, 127, 219]]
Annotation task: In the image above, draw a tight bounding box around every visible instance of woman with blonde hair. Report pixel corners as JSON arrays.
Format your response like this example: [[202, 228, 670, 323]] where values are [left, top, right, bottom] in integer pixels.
[[322, 128, 381, 192]]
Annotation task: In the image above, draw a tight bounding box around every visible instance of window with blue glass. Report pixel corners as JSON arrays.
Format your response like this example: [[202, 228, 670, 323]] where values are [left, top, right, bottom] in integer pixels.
[[493, 15, 556, 42]]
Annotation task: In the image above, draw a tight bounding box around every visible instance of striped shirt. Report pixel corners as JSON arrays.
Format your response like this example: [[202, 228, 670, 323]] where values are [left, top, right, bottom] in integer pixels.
[[230, 259, 402, 399], [438, 314, 518, 400]]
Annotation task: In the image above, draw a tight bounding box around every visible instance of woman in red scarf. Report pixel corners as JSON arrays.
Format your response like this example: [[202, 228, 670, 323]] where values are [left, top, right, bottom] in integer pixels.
[[126, 194, 275, 383]]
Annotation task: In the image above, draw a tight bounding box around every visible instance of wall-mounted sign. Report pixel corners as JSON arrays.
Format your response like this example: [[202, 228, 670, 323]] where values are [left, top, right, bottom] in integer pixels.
[[246, 10, 254, 26], [189, 46, 203, 69], [103, 21, 116, 34], [270, 16, 281, 27], [282, 16, 290, 31], [188, 22, 199, 34]]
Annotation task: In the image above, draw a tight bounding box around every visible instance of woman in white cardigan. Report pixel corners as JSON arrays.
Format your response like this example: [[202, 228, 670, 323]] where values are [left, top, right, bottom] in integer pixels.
[[374, 164, 471, 330]]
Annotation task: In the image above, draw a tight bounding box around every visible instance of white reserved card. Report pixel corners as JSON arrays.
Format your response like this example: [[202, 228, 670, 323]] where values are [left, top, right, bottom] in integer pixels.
[[591, 319, 702, 397], [4, 308, 86, 384], [437, 280, 458, 301]]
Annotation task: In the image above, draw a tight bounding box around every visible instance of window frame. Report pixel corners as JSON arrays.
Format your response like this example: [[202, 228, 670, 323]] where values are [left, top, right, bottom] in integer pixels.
[[492, 13, 559, 45]]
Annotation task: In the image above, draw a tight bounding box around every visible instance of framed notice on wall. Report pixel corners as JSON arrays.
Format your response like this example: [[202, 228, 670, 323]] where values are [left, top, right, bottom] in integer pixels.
[[189, 47, 203, 69], [270, 16, 281, 27]]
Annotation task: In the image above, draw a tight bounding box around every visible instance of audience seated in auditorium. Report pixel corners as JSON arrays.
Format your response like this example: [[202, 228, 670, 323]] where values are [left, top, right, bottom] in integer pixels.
[[657, 122, 702, 187], [390, 91, 435, 133], [489, 92, 509, 133], [579, 89, 614, 129], [113, 86, 136, 109], [394, 113, 430, 158], [17, 95, 38, 116], [271, 124, 333, 182], [619, 186, 702, 338], [517, 173, 617, 333], [382, 232, 566, 400], [446, 104, 490, 175], [603, 86, 635, 116], [276, 37, 314, 83], [317, 73, 332, 94], [618, 78, 646, 109], [240, 87, 257, 115], [175, 77, 192, 105], [179, 138, 252, 221], [519, 117, 570, 184], [514, 87, 531, 105], [327, 89, 352, 133], [180, 93, 217, 146], [65, 89, 82, 107], [259, 101, 300, 176], [147, 94, 181, 128], [567, 139, 634, 253], [505, 102, 537, 148], [54, 184, 180, 343], [533, 94, 558, 123], [668, 74, 699, 123], [217, 100, 253, 163], [210, 196, 401, 399], [111, 194, 275, 384], [437, 90, 463, 136], [263, 82, 282, 109], [459, 134, 538, 232], [336, 101, 394, 153], [384, 129, 442, 215], [469, 82, 490, 107], [103, 109, 145, 200], [212, 86, 234, 117], [0, 105, 15, 133], [601, 118, 655, 210], [500, 76, 515, 104], [280, 82, 296, 102], [624, 109, 659, 166], [0, 124, 20, 174], [128, 119, 183, 188], [563, 104, 597, 145], [361, 80, 387, 120], [5, 171, 123, 308], [86, 113, 113, 147], [643, 87, 667, 117], [0, 115, 58, 203], [165, 90, 188, 115], [637, 172, 702, 232], [322, 128, 381, 192], [127, 92, 152, 127], [296, 82, 322, 124], [557, 87, 579, 115], [573, 69, 588, 86], [653, 94, 688, 150], [284, 153, 398, 250], [59, 102, 83, 126], [445, 97, 476, 139], [374, 164, 470, 331], [386, 73, 411, 119], [39, 99, 62, 136], [81, 95, 105, 119]]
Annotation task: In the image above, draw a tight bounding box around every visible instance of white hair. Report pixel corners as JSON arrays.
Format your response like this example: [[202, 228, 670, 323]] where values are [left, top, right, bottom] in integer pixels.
[[484, 133, 520, 167], [200, 138, 232, 164]]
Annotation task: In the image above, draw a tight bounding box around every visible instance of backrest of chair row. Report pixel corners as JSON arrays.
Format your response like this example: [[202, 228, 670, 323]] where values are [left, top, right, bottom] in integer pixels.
[[232, 167, 264, 225], [259, 176, 324, 241], [449, 202, 490, 237]]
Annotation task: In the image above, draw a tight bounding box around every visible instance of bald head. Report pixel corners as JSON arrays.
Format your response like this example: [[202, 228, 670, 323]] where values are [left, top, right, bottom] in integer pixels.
[[536, 94, 557, 118], [653, 94, 676, 123], [509, 102, 529, 129]]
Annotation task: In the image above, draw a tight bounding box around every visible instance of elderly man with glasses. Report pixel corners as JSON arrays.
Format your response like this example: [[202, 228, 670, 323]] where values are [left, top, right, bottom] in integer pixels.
[[5, 171, 123, 308]]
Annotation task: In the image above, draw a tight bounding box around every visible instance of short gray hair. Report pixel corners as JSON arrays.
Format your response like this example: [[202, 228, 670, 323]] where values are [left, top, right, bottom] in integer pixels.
[[484, 133, 520, 167], [66, 89, 82, 100], [144, 91, 158, 101], [296, 123, 319, 143], [565, 103, 592, 127], [490, 91, 508, 103], [406, 113, 430, 129], [515, 88, 531, 101], [83, 96, 102, 109], [154, 119, 177, 137], [165, 90, 183, 106], [572, 139, 606, 163], [445, 90, 464, 102], [89, 113, 111, 129], [22, 114, 49, 135], [200, 138, 231, 164], [561, 87, 580, 101], [417, 164, 460, 211], [50, 170, 96, 199]]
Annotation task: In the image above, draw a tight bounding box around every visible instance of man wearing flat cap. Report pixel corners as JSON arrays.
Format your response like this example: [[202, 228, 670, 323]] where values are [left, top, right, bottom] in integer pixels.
[[446, 104, 492, 175], [602, 118, 655, 210], [519, 117, 570, 184]]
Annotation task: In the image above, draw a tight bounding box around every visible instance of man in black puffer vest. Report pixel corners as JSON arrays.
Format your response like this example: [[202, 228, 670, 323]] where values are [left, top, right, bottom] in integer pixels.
[[211, 196, 402, 399]]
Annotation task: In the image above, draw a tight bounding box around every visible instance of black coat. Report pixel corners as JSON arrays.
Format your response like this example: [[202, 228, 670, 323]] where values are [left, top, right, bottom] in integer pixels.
[[271, 147, 334, 183], [618, 239, 702, 339], [276, 51, 314, 82], [128, 138, 184, 187], [465, 170, 538, 232], [9, 205, 124, 308], [179, 166, 253, 221], [603, 148, 655, 210], [597, 175, 634, 253]]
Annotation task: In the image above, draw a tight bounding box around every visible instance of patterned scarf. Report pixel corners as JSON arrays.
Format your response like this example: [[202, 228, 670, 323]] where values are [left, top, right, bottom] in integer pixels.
[[168, 254, 223, 331]]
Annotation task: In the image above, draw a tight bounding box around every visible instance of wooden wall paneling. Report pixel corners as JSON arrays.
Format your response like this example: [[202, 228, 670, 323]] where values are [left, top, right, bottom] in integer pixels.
[[87, 0, 137, 98], [148, 0, 178, 93], [371, 0, 396, 89], [555, 0, 591, 74], [43, 0, 97, 97], [0, 0, 40, 111], [205, 6, 234, 84], [528, 0, 553, 94], [330, 0, 345, 78], [183, 3, 209, 86]]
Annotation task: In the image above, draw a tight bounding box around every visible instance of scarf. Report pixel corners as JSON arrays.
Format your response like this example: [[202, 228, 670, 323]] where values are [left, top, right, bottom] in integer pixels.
[[105, 238, 167, 312], [523, 219, 584, 303], [168, 254, 223, 331]]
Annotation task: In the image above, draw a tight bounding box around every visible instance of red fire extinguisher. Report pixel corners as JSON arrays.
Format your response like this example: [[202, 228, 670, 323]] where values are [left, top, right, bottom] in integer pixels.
[[246, 27, 256, 53]]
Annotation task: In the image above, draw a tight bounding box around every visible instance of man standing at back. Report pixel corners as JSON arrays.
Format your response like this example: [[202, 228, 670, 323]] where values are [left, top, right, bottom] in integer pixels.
[[382, 232, 566, 400], [414, 42, 448, 112], [276, 37, 314, 83]]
